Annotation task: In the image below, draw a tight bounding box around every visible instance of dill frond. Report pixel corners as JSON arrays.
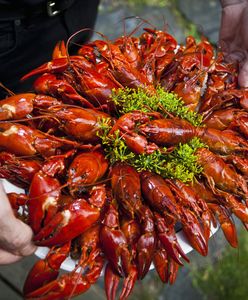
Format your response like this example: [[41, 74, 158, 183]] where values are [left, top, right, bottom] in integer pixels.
[[111, 86, 203, 126]]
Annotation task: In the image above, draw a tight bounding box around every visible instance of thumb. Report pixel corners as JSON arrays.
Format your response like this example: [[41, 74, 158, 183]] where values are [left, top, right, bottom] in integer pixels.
[[238, 60, 248, 87], [0, 248, 24, 265], [0, 217, 37, 257], [0, 183, 37, 257]]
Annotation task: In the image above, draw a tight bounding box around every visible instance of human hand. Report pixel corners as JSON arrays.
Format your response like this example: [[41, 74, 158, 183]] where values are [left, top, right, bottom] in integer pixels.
[[219, 0, 248, 87], [0, 182, 37, 264]]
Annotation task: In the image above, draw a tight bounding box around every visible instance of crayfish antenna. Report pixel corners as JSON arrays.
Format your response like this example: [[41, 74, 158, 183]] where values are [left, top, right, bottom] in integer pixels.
[[0, 82, 15, 96]]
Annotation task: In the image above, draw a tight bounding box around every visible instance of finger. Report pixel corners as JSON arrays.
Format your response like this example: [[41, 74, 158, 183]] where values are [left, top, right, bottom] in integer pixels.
[[238, 60, 248, 87], [224, 51, 246, 63], [0, 248, 23, 264]]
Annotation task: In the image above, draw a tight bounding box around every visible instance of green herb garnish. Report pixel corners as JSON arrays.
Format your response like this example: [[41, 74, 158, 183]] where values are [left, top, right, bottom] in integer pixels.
[[111, 86, 203, 126]]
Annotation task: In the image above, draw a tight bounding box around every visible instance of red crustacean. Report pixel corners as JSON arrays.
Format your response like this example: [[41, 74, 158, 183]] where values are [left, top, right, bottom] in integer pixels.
[[104, 263, 138, 300], [173, 37, 213, 107], [46, 105, 112, 143], [203, 108, 247, 131], [104, 217, 139, 300], [167, 179, 212, 241], [22, 40, 122, 111], [114, 34, 141, 70], [197, 127, 248, 155], [23, 242, 71, 296], [140, 171, 190, 264], [196, 148, 248, 224], [24, 237, 105, 300], [202, 107, 248, 147], [78, 44, 97, 63], [21, 40, 71, 80], [196, 148, 248, 200], [100, 203, 132, 277], [176, 36, 214, 74], [110, 163, 156, 279], [153, 241, 180, 284], [33, 73, 96, 108], [159, 36, 214, 110], [152, 211, 189, 265], [67, 58, 121, 110], [0, 122, 83, 157], [140, 170, 208, 258], [229, 115, 248, 139], [21, 40, 93, 81], [172, 69, 208, 112], [25, 255, 104, 300], [225, 155, 248, 178], [139, 117, 197, 146], [139, 116, 248, 155], [153, 240, 180, 284], [0, 93, 61, 121], [72, 224, 102, 265], [207, 203, 238, 248], [27, 151, 74, 234], [198, 88, 247, 117], [109, 111, 161, 154], [91, 39, 157, 95], [7, 192, 28, 219], [139, 28, 178, 83], [0, 152, 41, 188], [190, 180, 239, 248]]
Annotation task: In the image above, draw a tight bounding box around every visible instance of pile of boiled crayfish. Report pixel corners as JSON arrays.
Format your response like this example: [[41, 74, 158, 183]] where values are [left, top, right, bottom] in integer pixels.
[[0, 26, 248, 300]]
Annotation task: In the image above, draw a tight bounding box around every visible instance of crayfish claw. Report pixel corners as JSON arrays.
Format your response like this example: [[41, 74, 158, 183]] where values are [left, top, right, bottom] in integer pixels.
[[23, 242, 71, 296], [167, 258, 180, 285], [158, 231, 188, 265], [105, 263, 120, 300], [136, 232, 155, 279], [119, 265, 138, 300], [154, 213, 189, 265], [25, 254, 104, 300], [181, 210, 208, 256], [153, 242, 169, 283], [100, 204, 132, 277], [208, 203, 238, 248], [153, 241, 180, 284], [104, 263, 138, 300], [34, 196, 103, 246]]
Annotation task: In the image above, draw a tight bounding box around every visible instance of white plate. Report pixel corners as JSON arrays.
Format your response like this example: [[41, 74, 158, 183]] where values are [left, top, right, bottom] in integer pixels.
[[1, 179, 219, 271]]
